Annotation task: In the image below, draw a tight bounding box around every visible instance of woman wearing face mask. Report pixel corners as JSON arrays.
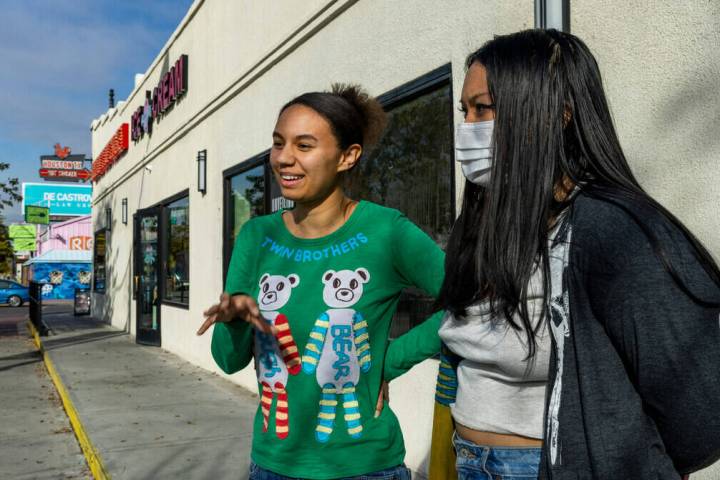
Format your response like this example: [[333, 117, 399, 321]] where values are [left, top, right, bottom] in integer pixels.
[[196, 84, 445, 480], [432, 29, 720, 479]]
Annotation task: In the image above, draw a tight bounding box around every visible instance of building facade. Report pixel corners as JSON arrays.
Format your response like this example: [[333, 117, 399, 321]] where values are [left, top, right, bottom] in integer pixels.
[[90, 1, 720, 476]]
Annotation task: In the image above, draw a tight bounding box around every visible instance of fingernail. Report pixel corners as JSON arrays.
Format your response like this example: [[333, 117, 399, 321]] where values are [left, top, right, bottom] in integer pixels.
[[374, 411, 380, 418]]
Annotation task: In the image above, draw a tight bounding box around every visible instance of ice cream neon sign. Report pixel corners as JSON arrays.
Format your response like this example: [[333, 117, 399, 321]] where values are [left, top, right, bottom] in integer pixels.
[[131, 54, 188, 141]]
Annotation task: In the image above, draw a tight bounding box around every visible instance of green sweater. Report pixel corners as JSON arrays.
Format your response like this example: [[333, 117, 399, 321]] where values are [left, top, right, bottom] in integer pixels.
[[211, 201, 445, 479]]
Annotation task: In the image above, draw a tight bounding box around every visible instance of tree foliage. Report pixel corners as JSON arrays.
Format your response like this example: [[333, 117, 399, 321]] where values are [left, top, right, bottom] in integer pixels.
[[0, 162, 22, 276], [0, 162, 21, 211], [0, 218, 13, 275]]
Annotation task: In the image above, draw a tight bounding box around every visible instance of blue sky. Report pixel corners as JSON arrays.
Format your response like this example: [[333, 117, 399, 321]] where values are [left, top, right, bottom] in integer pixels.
[[0, 0, 194, 223]]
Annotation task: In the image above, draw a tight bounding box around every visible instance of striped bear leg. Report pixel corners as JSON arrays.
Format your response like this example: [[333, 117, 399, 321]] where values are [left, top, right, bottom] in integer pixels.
[[342, 382, 363, 439], [274, 382, 289, 439], [316, 383, 337, 443], [273, 314, 301, 375], [260, 382, 273, 433]]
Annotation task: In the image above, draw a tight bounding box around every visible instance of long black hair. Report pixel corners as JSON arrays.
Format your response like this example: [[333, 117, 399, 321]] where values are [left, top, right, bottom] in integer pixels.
[[436, 29, 720, 358]]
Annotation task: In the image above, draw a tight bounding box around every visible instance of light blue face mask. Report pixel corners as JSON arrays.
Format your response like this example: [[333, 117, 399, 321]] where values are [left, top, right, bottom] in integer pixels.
[[455, 120, 494, 186]]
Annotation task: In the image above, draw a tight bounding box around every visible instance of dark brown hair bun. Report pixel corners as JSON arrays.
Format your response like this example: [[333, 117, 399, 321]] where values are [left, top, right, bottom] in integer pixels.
[[330, 83, 387, 149], [280, 84, 387, 153]]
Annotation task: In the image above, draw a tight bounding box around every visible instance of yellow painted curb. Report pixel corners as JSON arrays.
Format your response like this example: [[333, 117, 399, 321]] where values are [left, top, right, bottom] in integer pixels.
[[28, 320, 112, 480]]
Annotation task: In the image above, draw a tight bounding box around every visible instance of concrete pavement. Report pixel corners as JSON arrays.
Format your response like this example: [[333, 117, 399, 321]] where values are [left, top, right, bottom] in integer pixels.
[[39, 308, 258, 480], [11, 303, 720, 480], [0, 305, 89, 480]]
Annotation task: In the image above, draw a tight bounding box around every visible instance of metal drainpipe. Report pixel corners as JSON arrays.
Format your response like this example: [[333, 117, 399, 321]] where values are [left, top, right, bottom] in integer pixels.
[[535, 0, 570, 32]]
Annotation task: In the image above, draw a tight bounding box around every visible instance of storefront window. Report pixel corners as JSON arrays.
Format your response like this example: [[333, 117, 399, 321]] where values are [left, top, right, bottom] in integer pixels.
[[164, 196, 189, 304], [228, 163, 266, 247], [346, 84, 453, 245], [93, 230, 107, 293], [346, 67, 454, 337], [224, 154, 286, 280]]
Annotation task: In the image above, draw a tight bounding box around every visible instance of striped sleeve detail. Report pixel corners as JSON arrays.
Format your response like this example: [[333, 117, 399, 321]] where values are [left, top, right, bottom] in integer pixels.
[[273, 314, 301, 375], [435, 345, 459, 406], [352, 312, 371, 373]]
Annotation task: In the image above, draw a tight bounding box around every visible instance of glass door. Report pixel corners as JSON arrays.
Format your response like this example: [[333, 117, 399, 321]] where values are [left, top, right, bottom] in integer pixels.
[[134, 207, 161, 346]]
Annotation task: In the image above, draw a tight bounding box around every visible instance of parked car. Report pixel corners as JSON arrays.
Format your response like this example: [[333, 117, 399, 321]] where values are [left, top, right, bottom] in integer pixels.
[[0, 280, 31, 307]]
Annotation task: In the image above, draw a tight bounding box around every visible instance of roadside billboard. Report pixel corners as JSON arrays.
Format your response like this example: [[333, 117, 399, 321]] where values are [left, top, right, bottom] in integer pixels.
[[22, 183, 92, 217]]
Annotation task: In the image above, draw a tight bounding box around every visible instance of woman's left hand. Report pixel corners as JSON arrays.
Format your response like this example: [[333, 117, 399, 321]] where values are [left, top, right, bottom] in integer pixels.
[[375, 381, 389, 418]]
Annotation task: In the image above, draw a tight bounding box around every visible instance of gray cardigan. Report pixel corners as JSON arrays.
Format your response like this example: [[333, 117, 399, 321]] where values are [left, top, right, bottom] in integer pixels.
[[540, 192, 720, 479]]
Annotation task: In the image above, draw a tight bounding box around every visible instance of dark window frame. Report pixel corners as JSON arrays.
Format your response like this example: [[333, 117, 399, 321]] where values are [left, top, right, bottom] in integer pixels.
[[93, 228, 108, 294], [132, 212, 137, 301], [368, 64, 456, 338], [150, 189, 191, 310], [374, 63, 456, 221], [222, 151, 271, 283]]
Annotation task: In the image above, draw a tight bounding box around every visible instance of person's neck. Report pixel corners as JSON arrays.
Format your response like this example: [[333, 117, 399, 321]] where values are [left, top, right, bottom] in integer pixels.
[[284, 188, 357, 239]]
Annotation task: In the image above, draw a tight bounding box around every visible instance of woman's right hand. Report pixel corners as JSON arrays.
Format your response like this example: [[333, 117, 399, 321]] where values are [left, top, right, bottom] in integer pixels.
[[196, 293, 273, 336]]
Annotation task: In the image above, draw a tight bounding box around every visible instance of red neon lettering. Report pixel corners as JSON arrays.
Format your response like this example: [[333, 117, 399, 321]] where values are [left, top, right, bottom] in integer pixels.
[[168, 66, 176, 101], [175, 55, 186, 94], [163, 73, 170, 112], [92, 123, 129, 181], [153, 86, 159, 119]]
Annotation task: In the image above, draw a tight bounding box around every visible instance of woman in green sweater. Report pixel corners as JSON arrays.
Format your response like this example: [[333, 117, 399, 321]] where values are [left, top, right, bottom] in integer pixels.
[[196, 84, 444, 479]]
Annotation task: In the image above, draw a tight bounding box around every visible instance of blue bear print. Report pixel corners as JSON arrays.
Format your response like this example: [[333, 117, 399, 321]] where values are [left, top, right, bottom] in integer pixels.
[[302, 268, 372, 442]]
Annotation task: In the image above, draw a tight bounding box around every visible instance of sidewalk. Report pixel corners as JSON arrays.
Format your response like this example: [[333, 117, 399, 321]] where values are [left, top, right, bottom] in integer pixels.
[[0, 309, 88, 480], [40, 310, 257, 480]]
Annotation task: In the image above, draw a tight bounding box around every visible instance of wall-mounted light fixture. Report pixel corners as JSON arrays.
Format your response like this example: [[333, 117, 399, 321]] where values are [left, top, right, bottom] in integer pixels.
[[105, 207, 112, 231], [197, 149, 207, 194], [121, 198, 128, 225]]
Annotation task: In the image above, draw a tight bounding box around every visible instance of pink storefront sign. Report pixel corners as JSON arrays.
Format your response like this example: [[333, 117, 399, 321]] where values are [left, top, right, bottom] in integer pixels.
[[36, 215, 93, 256]]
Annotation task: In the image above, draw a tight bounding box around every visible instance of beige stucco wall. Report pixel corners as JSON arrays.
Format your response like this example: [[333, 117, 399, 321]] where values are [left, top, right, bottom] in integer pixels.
[[91, 0, 720, 476], [90, 1, 533, 477], [573, 1, 720, 261]]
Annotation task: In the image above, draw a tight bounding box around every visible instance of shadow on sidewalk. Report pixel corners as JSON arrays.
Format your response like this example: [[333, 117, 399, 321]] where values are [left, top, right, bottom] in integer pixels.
[[42, 330, 129, 352], [0, 355, 42, 373], [0, 349, 41, 364], [0, 358, 42, 373], [45, 315, 112, 334]]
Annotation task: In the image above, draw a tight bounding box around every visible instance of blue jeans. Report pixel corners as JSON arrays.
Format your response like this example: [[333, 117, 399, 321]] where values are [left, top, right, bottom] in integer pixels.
[[248, 462, 411, 480], [453, 433, 541, 480]]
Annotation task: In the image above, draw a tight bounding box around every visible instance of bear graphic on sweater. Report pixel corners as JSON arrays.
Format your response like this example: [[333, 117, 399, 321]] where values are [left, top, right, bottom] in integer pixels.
[[255, 273, 302, 439], [302, 268, 372, 442]]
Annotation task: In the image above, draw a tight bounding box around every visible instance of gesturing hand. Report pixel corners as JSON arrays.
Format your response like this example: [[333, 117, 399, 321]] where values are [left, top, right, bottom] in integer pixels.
[[196, 293, 274, 336]]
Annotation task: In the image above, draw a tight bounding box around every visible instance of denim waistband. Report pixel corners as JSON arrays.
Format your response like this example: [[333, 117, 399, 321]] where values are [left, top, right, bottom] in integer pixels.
[[452, 432, 541, 478]]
